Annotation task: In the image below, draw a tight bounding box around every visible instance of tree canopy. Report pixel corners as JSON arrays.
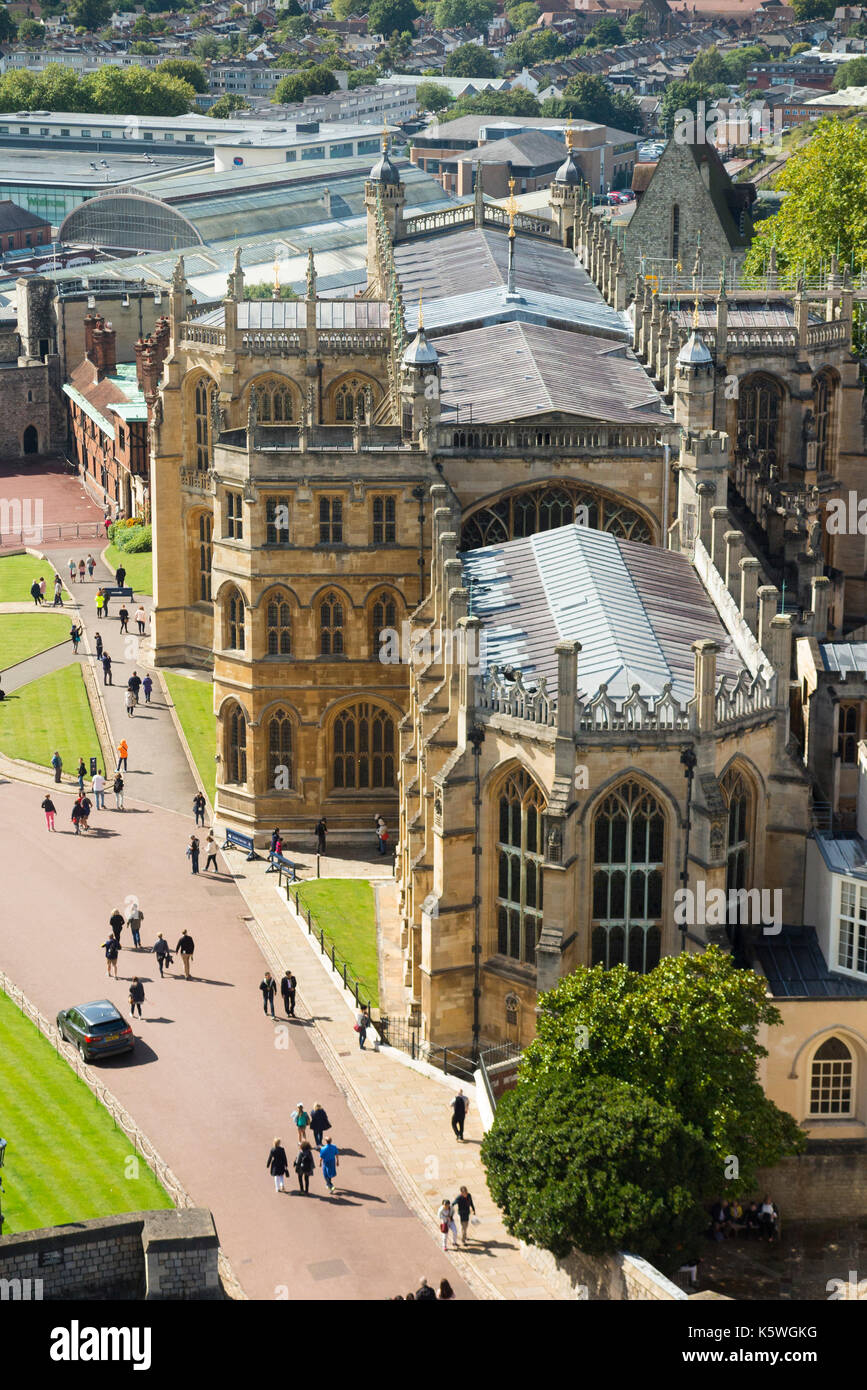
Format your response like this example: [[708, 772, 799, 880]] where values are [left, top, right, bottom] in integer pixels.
[[449, 86, 540, 119], [624, 13, 645, 39], [660, 79, 713, 133], [589, 15, 623, 45], [244, 282, 299, 300], [505, 2, 540, 32], [831, 56, 867, 91], [273, 66, 340, 104], [744, 118, 867, 278], [156, 60, 208, 95], [414, 80, 455, 113], [207, 93, 252, 118], [67, 0, 112, 30], [688, 45, 728, 87], [542, 74, 639, 131], [444, 42, 499, 77], [368, 0, 419, 36], [791, 0, 835, 16], [434, 0, 494, 31], [0, 63, 196, 117], [0, 10, 19, 42], [505, 27, 567, 68]]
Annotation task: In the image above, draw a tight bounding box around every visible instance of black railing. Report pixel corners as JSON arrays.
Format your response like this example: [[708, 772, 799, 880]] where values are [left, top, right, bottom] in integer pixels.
[[376, 1021, 521, 1083], [290, 889, 375, 1014]]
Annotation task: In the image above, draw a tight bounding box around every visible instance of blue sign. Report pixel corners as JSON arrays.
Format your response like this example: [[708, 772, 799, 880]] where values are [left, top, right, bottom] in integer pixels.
[[233, 156, 244, 167]]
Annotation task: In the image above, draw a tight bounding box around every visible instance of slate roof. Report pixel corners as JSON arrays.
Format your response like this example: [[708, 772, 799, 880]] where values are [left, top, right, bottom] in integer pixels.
[[754, 923, 867, 999], [0, 198, 50, 232], [460, 131, 574, 170], [460, 522, 743, 701], [393, 225, 603, 306], [820, 642, 867, 676]]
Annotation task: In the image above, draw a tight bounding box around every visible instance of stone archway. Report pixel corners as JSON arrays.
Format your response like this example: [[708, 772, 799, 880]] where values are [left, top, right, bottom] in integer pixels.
[[22, 425, 39, 455]]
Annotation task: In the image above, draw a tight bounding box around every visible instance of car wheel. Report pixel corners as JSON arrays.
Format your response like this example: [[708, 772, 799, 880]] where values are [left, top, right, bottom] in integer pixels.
[[78, 1041, 87, 1062]]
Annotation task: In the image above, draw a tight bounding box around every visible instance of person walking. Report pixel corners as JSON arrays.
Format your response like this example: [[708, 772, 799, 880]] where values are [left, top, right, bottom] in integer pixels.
[[116, 739, 128, 772], [79, 793, 92, 833], [103, 511, 112, 538], [315, 816, 327, 855], [270, 827, 281, 854], [319, 1138, 339, 1194], [203, 832, 218, 873], [113, 771, 125, 810], [280, 970, 296, 1019], [78, 559, 86, 584], [51, 750, 63, 783], [175, 930, 195, 979], [294, 1141, 315, 1195], [41, 794, 56, 831], [128, 978, 144, 1019], [102, 652, 113, 685], [153, 933, 171, 977], [95, 588, 105, 621], [309, 1103, 330, 1149], [291, 1103, 310, 1144], [437, 1199, 459, 1252], [103, 935, 119, 978], [375, 815, 388, 856], [39, 576, 46, 603], [94, 631, 103, 660], [68, 558, 76, 585], [127, 670, 141, 702], [127, 902, 144, 950], [77, 758, 86, 792], [53, 574, 63, 606], [134, 605, 147, 635], [438, 1280, 456, 1301], [70, 623, 83, 653], [451, 1089, 468, 1142], [109, 908, 125, 945], [118, 604, 130, 635], [186, 834, 200, 875], [30, 579, 41, 606], [267, 1139, 290, 1194], [192, 792, 206, 827], [356, 1007, 370, 1050], [259, 972, 277, 1017], [87, 553, 96, 580], [453, 1187, 476, 1245], [125, 689, 136, 718], [115, 564, 127, 589], [71, 797, 85, 835], [142, 674, 153, 704], [92, 769, 106, 810]]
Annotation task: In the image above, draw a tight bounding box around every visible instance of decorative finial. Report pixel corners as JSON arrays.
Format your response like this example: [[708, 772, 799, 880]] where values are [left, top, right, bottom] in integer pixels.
[[507, 177, 517, 240], [273, 249, 280, 299], [418, 287, 424, 330], [565, 118, 574, 151], [382, 119, 389, 154], [306, 246, 316, 300], [172, 255, 185, 291]]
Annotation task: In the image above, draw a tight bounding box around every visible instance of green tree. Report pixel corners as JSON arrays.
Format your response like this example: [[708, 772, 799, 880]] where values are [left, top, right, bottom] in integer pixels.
[[505, 2, 540, 31], [348, 67, 376, 88], [157, 59, 208, 94], [590, 15, 623, 45], [67, 0, 112, 30], [722, 44, 768, 86], [248, 16, 264, 35], [624, 13, 645, 39], [506, 27, 565, 67], [281, 14, 311, 35], [0, 70, 40, 110], [790, 0, 835, 16], [207, 92, 251, 117], [433, 0, 494, 30], [130, 40, 158, 53], [368, 0, 418, 36], [282, 0, 304, 12], [688, 45, 727, 86], [194, 35, 220, 59], [32, 63, 84, 112], [132, 14, 155, 35], [244, 282, 298, 299], [517, 950, 805, 1190], [482, 1074, 715, 1268], [545, 73, 638, 130], [331, 0, 366, 16], [415, 80, 455, 112], [660, 79, 713, 134], [790, 41, 811, 55], [81, 66, 196, 116], [273, 66, 339, 104], [0, 9, 17, 42], [744, 118, 867, 278], [831, 56, 867, 90], [444, 41, 499, 76], [449, 86, 540, 118]]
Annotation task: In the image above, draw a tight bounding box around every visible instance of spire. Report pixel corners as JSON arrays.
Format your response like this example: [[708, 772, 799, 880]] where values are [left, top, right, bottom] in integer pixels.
[[306, 246, 317, 300]]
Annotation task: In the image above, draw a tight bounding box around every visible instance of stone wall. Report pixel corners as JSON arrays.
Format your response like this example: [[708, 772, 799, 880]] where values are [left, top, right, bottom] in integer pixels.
[[755, 1149, 867, 1222], [0, 1209, 221, 1301], [520, 1241, 687, 1301], [0, 357, 65, 458]]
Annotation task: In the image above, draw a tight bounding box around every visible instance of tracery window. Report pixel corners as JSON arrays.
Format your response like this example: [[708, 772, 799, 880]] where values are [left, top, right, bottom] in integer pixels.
[[737, 375, 783, 464], [370, 590, 397, 656], [225, 586, 245, 651], [254, 378, 295, 424], [334, 378, 368, 423], [721, 767, 751, 894], [813, 371, 835, 474], [197, 513, 212, 602], [332, 704, 395, 789], [266, 592, 292, 656], [194, 376, 217, 470], [372, 494, 396, 544], [225, 702, 247, 784], [461, 484, 652, 551], [495, 768, 546, 965], [319, 591, 344, 656], [838, 703, 859, 765], [591, 781, 664, 973], [268, 708, 293, 789]]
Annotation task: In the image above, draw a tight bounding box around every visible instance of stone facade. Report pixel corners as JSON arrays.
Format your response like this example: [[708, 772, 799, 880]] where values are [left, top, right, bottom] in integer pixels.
[[0, 277, 65, 459]]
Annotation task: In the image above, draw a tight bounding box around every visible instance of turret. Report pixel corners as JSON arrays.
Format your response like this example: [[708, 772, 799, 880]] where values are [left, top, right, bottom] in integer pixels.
[[400, 291, 440, 441]]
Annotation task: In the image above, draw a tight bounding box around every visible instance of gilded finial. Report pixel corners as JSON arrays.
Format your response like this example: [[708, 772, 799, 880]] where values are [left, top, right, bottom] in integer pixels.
[[273, 250, 280, 298], [418, 287, 424, 330], [382, 119, 389, 154], [565, 118, 574, 151], [507, 176, 517, 240]]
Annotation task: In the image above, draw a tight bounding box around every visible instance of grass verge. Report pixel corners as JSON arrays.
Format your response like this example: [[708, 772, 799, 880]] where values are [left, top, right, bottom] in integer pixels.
[[0, 990, 172, 1234], [292, 879, 379, 1009], [0, 664, 102, 770], [103, 544, 153, 597], [0, 613, 73, 667], [163, 670, 216, 803], [0, 554, 70, 604]]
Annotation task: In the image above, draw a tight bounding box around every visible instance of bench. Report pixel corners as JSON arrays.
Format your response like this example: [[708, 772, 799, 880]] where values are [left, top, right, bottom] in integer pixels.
[[101, 585, 135, 601], [221, 828, 261, 861], [266, 851, 303, 882]]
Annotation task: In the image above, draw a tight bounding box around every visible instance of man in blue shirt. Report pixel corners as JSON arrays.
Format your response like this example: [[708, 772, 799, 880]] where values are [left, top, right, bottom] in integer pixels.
[[319, 1139, 339, 1193]]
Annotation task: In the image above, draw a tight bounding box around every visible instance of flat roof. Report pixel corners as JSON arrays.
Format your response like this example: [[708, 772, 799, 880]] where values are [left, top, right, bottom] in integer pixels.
[[0, 144, 208, 190], [0, 110, 399, 142]]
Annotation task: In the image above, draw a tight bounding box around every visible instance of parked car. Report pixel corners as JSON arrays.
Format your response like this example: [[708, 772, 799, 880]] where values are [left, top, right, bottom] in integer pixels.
[[57, 1000, 134, 1062]]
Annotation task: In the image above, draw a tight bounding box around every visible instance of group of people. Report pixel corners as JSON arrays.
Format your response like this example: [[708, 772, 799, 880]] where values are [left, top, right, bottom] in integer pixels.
[[29, 573, 65, 608], [259, 969, 297, 1018], [436, 1188, 477, 1251], [390, 1278, 456, 1301], [266, 1113, 338, 1195], [709, 1195, 779, 1243], [102, 913, 196, 984], [186, 831, 219, 875], [66, 556, 97, 584]]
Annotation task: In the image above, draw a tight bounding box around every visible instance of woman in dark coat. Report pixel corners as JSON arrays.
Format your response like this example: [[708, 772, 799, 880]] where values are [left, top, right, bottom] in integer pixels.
[[266, 1139, 290, 1194], [293, 1141, 315, 1195], [309, 1104, 331, 1148]]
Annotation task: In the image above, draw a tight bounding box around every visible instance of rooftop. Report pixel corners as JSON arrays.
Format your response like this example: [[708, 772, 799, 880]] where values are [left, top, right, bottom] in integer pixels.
[[754, 921, 867, 998]]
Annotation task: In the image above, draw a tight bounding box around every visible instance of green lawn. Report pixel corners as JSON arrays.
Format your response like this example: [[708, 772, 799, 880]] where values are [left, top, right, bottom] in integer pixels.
[[0, 613, 72, 667], [0, 555, 70, 604], [104, 544, 153, 597], [0, 664, 103, 771], [163, 670, 216, 802], [0, 991, 172, 1234], [292, 879, 379, 1009]]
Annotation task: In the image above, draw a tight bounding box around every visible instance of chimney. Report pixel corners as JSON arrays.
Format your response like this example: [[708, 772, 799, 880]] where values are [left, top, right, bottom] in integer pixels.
[[93, 319, 116, 379], [134, 336, 146, 389], [83, 311, 99, 362], [811, 574, 831, 638]]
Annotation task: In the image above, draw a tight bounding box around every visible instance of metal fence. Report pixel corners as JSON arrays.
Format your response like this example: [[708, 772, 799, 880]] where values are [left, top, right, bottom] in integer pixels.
[[376, 1019, 522, 1083], [288, 889, 376, 1014], [0, 520, 105, 549]]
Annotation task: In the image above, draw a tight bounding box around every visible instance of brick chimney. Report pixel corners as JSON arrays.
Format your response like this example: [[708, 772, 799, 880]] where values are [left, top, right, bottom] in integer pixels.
[[83, 311, 101, 363], [134, 336, 147, 389], [92, 319, 117, 380]]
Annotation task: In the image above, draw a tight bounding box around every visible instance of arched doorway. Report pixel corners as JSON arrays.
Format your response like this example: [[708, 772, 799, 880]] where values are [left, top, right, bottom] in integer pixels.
[[22, 425, 39, 455]]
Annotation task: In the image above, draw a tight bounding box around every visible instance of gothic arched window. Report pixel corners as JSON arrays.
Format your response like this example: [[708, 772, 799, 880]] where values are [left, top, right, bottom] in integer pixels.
[[371, 590, 397, 657], [495, 768, 546, 965], [193, 376, 217, 470], [266, 592, 292, 656], [268, 709, 293, 790], [332, 703, 395, 789], [591, 780, 664, 973], [737, 375, 783, 464], [334, 378, 368, 422], [225, 586, 245, 651], [252, 377, 295, 424], [813, 371, 836, 473], [461, 484, 651, 551], [721, 767, 751, 894], [197, 513, 212, 602], [319, 591, 344, 656], [225, 702, 247, 784], [809, 1037, 853, 1116]]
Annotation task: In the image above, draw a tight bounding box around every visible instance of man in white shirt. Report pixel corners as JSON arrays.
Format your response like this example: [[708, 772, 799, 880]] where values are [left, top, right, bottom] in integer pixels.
[[92, 770, 106, 810]]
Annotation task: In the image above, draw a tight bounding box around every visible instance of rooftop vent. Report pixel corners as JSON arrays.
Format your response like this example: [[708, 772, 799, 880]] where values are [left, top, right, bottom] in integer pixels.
[[296, 121, 320, 134]]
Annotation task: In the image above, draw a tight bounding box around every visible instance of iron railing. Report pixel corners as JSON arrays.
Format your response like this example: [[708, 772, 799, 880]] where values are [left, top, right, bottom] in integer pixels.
[[0, 520, 105, 549], [289, 889, 376, 1014], [376, 1020, 521, 1082]]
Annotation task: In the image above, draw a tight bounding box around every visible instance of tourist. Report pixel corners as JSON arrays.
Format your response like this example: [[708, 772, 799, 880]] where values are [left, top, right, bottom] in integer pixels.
[[319, 1137, 339, 1194], [115, 564, 127, 589], [92, 768, 106, 810], [758, 1196, 779, 1243], [415, 1278, 436, 1301], [102, 652, 112, 685], [109, 908, 125, 945], [294, 1140, 315, 1195], [94, 631, 103, 660], [186, 834, 200, 875], [41, 794, 56, 831], [116, 738, 128, 771], [128, 670, 142, 703], [51, 750, 62, 783], [438, 1280, 456, 1301], [270, 827, 281, 854], [291, 1102, 309, 1143], [193, 792, 207, 826], [39, 576, 46, 602], [86, 554, 96, 580], [315, 816, 327, 854], [437, 1198, 459, 1252], [267, 1139, 290, 1194], [95, 589, 105, 620], [71, 796, 85, 835], [125, 688, 136, 719], [280, 970, 296, 1019], [78, 559, 86, 583], [451, 1089, 468, 1142], [103, 935, 119, 978], [153, 933, 171, 976], [77, 758, 86, 792], [174, 929, 195, 979], [134, 604, 147, 635], [68, 558, 76, 584], [142, 674, 153, 704], [103, 512, 111, 537], [128, 978, 145, 1019], [274, 833, 282, 857], [260, 972, 277, 1017], [356, 1006, 370, 1050], [309, 1103, 330, 1149], [113, 771, 124, 810], [453, 1186, 476, 1245], [79, 792, 92, 832], [69, 622, 83, 653], [118, 604, 130, 634], [375, 814, 388, 855], [127, 902, 144, 950], [30, 579, 41, 606], [52, 574, 63, 606], [203, 832, 218, 873]]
